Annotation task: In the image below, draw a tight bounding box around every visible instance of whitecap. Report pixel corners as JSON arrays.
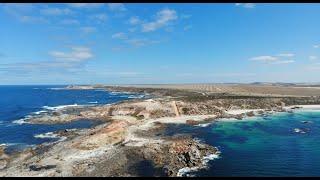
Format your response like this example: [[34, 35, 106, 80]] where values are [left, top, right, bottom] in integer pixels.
[[202, 153, 220, 164], [34, 132, 59, 139], [110, 91, 132, 95], [32, 110, 48, 115], [177, 167, 199, 177], [0, 143, 29, 148], [195, 123, 211, 127], [34, 132, 67, 144], [88, 101, 98, 104], [12, 117, 31, 125], [47, 87, 65, 90], [128, 95, 145, 99], [42, 104, 79, 111], [177, 151, 220, 177]]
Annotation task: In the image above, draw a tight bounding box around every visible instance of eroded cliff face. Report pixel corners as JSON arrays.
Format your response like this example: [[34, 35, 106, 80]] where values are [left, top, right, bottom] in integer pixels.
[[72, 136, 219, 177], [138, 137, 219, 177]]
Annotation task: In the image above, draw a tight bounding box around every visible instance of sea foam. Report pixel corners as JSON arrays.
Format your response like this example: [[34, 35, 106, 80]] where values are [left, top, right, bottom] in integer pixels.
[[177, 151, 220, 177], [34, 132, 67, 142], [12, 116, 32, 125], [88, 101, 98, 104], [42, 104, 79, 111]]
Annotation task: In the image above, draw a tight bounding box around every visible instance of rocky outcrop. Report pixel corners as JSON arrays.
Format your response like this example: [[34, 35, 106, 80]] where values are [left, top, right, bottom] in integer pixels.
[[0, 146, 9, 170], [186, 120, 200, 125], [139, 137, 219, 177], [246, 111, 255, 117]]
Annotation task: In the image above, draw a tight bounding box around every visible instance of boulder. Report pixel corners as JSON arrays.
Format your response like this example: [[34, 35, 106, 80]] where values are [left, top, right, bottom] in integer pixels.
[[246, 111, 255, 117], [186, 120, 199, 125]]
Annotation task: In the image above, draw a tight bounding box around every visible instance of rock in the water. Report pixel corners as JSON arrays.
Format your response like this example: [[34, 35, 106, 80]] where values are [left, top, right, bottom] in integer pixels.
[[186, 120, 199, 125], [246, 111, 255, 117]]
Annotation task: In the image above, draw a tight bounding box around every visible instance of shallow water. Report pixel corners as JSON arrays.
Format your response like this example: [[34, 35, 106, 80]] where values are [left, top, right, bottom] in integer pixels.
[[164, 110, 320, 176], [0, 85, 146, 150]]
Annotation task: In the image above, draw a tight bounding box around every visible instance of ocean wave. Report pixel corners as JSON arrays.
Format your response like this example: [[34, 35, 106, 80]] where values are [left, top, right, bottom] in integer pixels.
[[32, 110, 48, 115], [177, 151, 220, 177], [195, 123, 212, 127], [46, 87, 65, 90], [128, 95, 145, 99], [34, 132, 60, 139], [42, 104, 79, 111], [12, 116, 32, 125], [88, 101, 98, 104], [0, 143, 30, 148], [109, 91, 132, 95], [34, 132, 67, 143]]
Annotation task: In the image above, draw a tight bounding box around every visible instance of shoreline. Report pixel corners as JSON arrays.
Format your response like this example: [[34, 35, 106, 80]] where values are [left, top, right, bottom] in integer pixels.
[[1, 86, 320, 177]]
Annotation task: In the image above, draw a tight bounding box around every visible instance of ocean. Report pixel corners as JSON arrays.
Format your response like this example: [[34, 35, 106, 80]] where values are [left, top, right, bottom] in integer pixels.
[[0, 85, 146, 152], [164, 110, 320, 176]]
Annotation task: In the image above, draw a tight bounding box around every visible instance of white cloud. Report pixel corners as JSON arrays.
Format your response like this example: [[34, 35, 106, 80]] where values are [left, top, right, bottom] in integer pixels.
[[107, 3, 126, 11], [67, 3, 104, 8], [235, 3, 256, 8], [49, 46, 93, 62], [313, 44, 319, 48], [309, 55, 318, 61], [250, 54, 296, 65], [129, 16, 141, 25], [2, 3, 35, 14], [250, 56, 278, 62], [40, 8, 73, 16], [18, 15, 48, 23], [90, 13, 108, 22], [270, 60, 295, 64], [60, 19, 79, 25], [80, 26, 96, 34], [277, 53, 295, 57], [177, 72, 255, 78], [125, 38, 160, 47], [142, 8, 178, 32], [1, 4, 47, 24], [0, 46, 94, 75], [213, 72, 256, 77], [111, 32, 127, 40]]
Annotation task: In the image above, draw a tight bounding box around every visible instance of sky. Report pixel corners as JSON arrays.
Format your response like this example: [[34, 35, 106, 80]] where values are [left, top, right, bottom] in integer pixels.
[[1, 3, 320, 85]]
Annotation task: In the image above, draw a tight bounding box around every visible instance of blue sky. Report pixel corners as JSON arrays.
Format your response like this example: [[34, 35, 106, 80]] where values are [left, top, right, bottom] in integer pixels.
[[1, 3, 320, 85]]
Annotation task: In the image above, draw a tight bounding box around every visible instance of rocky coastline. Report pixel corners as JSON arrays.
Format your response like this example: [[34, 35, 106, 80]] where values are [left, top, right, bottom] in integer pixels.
[[1, 85, 320, 177]]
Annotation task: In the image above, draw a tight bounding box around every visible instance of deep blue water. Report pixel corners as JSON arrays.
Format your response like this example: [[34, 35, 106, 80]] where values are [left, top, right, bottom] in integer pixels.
[[164, 110, 320, 176], [0, 85, 145, 151]]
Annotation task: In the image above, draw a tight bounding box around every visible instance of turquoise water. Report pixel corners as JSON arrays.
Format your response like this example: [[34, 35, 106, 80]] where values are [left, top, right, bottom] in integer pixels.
[[165, 110, 320, 176]]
